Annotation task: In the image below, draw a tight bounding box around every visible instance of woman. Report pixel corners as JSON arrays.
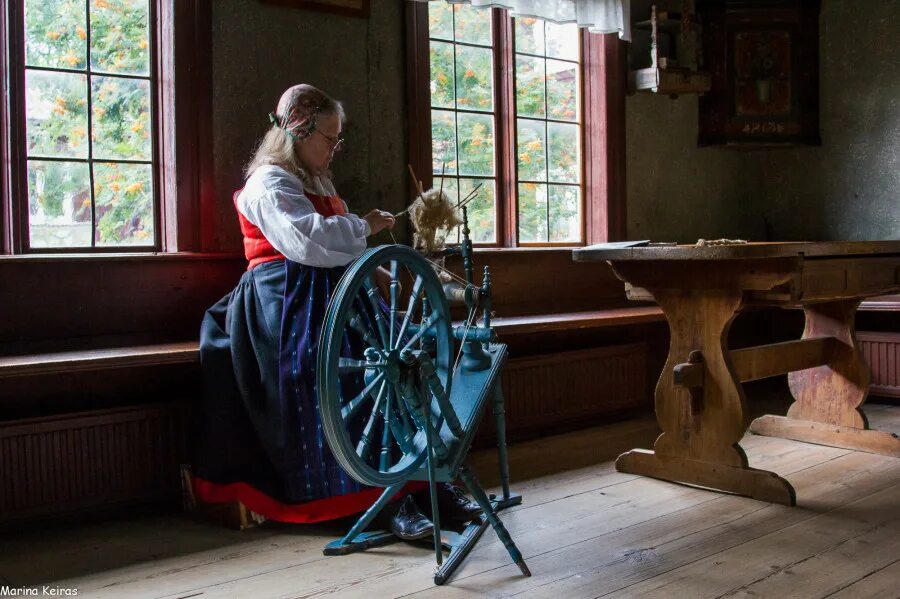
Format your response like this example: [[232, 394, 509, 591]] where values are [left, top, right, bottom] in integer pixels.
[[191, 84, 479, 538]]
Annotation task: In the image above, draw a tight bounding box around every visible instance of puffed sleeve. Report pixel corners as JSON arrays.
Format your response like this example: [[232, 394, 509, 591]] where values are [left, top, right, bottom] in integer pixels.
[[237, 172, 371, 268]]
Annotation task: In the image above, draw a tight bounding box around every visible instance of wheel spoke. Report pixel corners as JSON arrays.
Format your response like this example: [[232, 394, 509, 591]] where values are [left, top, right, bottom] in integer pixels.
[[401, 313, 443, 353], [347, 304, 383, 351], [356, 380, 387, 462], [389, 260, 399, 348], [395, 275, 424, 349], [338, 357, 383, 373], [379, 385, 393, 471], [363, 274, 390, 350], [388, 387, 416, 454], [393, 386, 417, 438], [341, 372, 386, 422], [420, 295, 430, 351]]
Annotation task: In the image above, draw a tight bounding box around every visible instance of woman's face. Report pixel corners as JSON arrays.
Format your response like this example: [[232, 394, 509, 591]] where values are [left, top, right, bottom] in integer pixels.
[[297, 111, 342, 176]]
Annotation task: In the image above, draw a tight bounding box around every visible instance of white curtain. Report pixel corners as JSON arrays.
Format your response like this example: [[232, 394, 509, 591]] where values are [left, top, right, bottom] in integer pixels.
[[413, 0, 631, 41]]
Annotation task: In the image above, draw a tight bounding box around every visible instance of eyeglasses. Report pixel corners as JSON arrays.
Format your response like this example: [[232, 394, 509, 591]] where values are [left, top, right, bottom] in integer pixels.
[[314, 129, 344, 153]]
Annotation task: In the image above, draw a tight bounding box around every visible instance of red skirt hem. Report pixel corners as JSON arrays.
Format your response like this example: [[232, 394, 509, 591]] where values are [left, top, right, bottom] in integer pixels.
[[191, 476, 426, 523]]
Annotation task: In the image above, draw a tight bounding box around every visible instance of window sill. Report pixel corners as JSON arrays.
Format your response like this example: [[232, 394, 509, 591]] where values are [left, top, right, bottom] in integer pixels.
[[472, 246, 582, 255], [0, 251, 243, 264]]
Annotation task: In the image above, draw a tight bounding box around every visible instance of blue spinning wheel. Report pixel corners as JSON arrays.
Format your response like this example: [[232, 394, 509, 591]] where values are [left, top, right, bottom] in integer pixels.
[[317, 239, 529, 585], [318, 244, 452, 487]]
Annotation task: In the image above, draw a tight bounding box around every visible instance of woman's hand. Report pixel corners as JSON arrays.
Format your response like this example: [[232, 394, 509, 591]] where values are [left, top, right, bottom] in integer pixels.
[[363, 209, 396, 236]]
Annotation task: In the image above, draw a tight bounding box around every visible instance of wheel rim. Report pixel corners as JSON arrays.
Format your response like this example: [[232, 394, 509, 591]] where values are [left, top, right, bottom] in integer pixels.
[[317, 245, 453, 487]]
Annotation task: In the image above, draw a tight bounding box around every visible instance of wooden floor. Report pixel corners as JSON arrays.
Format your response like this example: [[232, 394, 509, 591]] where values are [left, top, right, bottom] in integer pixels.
[[2, 404, 898, 599]]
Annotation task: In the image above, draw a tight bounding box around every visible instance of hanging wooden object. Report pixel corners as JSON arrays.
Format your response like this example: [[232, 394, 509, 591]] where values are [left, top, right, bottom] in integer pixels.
[[632, 2, 712, 96]]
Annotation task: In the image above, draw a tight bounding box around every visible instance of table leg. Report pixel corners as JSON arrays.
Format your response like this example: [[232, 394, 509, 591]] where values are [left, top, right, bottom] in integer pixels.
[[616, 288, 796, 506], [749, 299, 900, 457]]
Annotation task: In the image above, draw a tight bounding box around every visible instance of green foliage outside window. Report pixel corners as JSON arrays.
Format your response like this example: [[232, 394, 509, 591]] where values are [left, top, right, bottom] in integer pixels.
[[428, 6, 582, 245], [514, 19, 581, 243], [429, 5, 497, 243], [23, 0, 153, 249]]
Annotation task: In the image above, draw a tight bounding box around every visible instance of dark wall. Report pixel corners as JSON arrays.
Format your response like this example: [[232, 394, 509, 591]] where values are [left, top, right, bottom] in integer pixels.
[[625, 0, 766, 243], [626, 92, 766, 243], [753, 0, 900, 241], [209, 0, 410, 251], [626, 0, 899, 244]]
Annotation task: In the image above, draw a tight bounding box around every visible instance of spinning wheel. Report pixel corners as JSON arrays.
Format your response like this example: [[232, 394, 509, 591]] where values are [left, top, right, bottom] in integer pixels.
[[317, 234, 529, 585], [317, 244, 452, 487]]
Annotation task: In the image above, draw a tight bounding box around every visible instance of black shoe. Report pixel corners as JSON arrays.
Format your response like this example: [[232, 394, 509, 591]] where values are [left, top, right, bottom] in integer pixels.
[[419, 483, 484, 524], [390, 494, 434, 541]]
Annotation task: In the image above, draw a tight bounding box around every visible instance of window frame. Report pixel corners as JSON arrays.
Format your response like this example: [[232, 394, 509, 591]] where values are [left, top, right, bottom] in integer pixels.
[[0, 0, 214, 255], [405, 3, 626, 248]]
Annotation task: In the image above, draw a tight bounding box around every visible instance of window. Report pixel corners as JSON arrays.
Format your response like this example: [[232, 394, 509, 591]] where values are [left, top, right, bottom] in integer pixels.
[[428, 6, 498, 244], [407, 3, 626, 248], [1, 0, 213, 254], [512, 16, 582, 244]]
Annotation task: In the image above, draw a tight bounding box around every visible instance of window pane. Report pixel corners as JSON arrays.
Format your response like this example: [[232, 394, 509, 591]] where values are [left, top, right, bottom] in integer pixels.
[[457, 112, 494, 176], [428, 2, 453, 40], [455, 45, 493, 112], [514, 17, 544, 55], [430, 41, 455, 108], [453, 5, 491, 46], [91, 76, 152, 160], [549, 185, 580, 242], [547, 59, 578, 121], [545, 22, 578, 61], [94, 162, 153, 246], [433, 177, 459, 205], [516, 118, 546, 181], [26, 70, 89, 159], [460, 178, 496, 243], [25, 0, 87, 70], [27, 160, 91, 248], [547, 121, 579, 183], [515, 55, 545, 118], [431, 109, 457, 175], [90, 0, 150, 75], [518, 182, 547, 243]]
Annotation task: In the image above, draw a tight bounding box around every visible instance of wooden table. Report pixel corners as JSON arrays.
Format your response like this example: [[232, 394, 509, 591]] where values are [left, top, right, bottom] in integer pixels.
[[573, 241, 900, 506]]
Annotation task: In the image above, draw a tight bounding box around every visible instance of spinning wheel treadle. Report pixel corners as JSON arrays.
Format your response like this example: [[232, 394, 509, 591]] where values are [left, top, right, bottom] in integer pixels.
[[317, 241, 529, 585]]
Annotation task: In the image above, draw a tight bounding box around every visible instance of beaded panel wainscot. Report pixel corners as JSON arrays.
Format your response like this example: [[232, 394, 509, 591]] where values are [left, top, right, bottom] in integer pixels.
[[0, 403, 186, 524], [476, 343, 649, 444], [858, 331, 900, 399]]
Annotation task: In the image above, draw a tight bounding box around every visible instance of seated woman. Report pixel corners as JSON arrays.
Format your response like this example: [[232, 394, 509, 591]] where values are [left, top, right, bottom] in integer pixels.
[[190, 84, 480, 539]]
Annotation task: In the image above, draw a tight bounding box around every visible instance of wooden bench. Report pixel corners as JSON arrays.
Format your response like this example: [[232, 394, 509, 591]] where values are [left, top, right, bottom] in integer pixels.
[[487, 306, 665, 335], [0, 307, 666, 379], [3, 294, 892, 380], [0, 341, 200, 378]]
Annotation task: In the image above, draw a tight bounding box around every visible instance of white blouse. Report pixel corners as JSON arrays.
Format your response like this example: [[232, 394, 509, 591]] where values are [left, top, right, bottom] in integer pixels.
[[237, 165, 371, 268]]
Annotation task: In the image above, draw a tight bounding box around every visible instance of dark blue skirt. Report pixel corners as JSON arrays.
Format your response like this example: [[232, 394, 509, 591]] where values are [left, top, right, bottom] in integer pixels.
[[193, 259, 365, 505]]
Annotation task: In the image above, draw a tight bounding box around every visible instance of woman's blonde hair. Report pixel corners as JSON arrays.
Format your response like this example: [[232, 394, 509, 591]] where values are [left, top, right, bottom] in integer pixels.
[[244, 84, 345, 182]]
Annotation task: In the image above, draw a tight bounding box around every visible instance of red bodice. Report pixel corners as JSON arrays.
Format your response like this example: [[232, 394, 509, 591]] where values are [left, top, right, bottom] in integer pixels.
[[234, 189, 346, 270]]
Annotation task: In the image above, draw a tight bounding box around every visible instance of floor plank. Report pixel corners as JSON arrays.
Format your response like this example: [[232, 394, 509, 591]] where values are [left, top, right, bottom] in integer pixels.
[[823, 558, 900, 599], [865, 401, 900, 432], [723, 515, 900, 599], [603, 482, 899, 599]]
